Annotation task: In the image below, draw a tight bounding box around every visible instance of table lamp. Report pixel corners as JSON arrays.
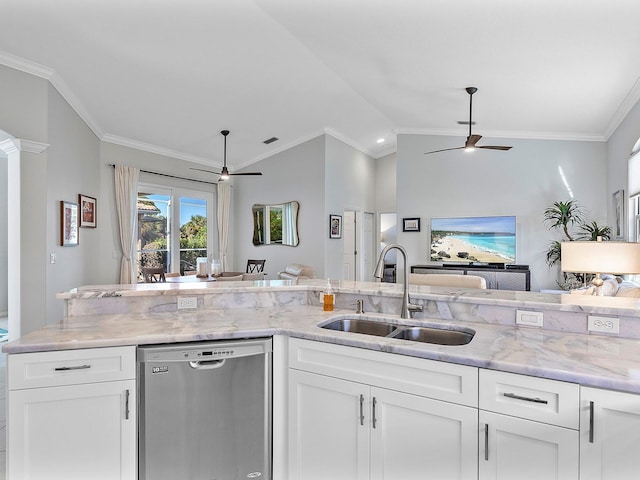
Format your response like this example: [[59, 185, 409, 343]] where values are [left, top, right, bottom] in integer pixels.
[[561, 240, 640, 294]]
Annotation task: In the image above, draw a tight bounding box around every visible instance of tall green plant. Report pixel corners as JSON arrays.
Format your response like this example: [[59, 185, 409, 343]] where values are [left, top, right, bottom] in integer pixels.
[[543, 200, 611, 289]]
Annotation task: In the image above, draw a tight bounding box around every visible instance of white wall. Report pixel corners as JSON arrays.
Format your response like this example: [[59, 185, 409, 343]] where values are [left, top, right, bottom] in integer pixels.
[[233, 135, 325, 279], [396, 134, 608, 291]]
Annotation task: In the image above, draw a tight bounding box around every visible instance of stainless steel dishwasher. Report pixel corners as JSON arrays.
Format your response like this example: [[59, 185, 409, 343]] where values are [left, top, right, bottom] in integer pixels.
[[138, 338, 272, 480]]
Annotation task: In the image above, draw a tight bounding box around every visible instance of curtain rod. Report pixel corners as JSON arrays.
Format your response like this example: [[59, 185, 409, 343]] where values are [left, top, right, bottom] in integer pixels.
[[107, 164, 218, 186]]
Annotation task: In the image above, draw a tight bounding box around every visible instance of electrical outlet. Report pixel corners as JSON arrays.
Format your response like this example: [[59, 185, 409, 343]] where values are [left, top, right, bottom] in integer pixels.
[[516, 310, 543, 327], [588, 315, 619, 334], [177, 297, 198, 309]]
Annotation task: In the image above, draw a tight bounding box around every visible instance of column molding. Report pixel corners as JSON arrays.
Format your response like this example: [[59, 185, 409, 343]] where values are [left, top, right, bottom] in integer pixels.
[[0, 138, 49, 155]]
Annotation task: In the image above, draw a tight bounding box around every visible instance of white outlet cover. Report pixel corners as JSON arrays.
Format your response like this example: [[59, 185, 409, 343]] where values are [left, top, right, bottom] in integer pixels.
[[516, 310, 543, 327], [588, 315, 620, 334], [177, 297, 198, 309]]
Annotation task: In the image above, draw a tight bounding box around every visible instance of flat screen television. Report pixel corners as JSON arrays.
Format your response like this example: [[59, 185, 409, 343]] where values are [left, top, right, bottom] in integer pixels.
[[430, 215, 516, 264]]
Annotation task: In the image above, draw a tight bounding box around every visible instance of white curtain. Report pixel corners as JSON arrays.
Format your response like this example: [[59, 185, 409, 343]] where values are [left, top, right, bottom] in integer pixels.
[[282, 201, 298, 245], [217, 182, 231, 271], [114, 165, 140, 283]]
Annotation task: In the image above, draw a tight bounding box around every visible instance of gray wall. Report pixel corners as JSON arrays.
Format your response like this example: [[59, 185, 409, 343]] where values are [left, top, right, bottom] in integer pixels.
[[233, 135, 325, 279], [324, 135, 377, 280], [0, 146, 6, 315], [395, 134, 608, 291]]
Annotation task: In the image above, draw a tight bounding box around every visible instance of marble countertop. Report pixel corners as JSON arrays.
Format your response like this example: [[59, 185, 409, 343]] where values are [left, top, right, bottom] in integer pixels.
[[6, 301, 640, 395], [58, 278, 640, 316]]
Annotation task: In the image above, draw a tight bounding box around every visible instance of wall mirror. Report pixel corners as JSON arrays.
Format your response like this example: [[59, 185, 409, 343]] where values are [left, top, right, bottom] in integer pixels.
[[252, 201, 300, 246]]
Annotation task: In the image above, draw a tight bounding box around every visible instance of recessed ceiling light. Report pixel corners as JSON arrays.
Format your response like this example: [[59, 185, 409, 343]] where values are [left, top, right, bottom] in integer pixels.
[[376, 138, 385, 144]]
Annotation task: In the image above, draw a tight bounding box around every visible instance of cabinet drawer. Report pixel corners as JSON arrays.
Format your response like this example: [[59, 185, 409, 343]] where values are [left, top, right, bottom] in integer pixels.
[[8, 346, 136, 390], [289, 338, 478, 407], [479, 369, 579, 429]]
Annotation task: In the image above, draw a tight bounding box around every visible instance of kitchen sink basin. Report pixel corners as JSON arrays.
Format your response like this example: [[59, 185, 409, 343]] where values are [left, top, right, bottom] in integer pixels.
[[388, 326, 474, 346], [319, 317, 475, 345], [321, 318, 397, 337]]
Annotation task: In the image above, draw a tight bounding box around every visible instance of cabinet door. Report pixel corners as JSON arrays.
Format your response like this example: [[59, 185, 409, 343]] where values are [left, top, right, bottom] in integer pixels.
[[370, 387, 478, 480], [479, 411, 578, 480], [288, 369, 369, 480], [580, 387, 640, 480], [8, 379, 136, 480]]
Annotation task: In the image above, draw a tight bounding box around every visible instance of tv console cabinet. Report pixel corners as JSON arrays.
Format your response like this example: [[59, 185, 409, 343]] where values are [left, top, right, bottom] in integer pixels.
[[411, 264, 531, 291]]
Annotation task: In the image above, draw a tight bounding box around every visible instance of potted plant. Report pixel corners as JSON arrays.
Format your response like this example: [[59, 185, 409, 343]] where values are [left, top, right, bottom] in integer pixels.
[[543, 200, 611, 289]]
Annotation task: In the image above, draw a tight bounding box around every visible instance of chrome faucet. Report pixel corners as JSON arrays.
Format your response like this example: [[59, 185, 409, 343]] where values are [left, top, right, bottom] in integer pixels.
[[373, 243, 423, 319]]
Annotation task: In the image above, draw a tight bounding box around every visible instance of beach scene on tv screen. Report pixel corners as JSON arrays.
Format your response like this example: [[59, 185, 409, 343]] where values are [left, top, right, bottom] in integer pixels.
[[430, 216, 516, 264]]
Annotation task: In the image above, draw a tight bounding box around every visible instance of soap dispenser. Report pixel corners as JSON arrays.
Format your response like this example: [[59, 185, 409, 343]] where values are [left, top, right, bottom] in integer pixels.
[[323, 279, 335, 311]]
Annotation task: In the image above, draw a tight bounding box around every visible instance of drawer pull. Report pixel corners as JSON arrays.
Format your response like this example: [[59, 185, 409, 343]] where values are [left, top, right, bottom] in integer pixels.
[[125, 389, 130, 420], [359, 394, 365, 426], [54, 364, 91, 371], [503, 392, 548, 404], [589, 401, 594, 443], [484, 423, 489, 461], [372, 397, 377, 429]]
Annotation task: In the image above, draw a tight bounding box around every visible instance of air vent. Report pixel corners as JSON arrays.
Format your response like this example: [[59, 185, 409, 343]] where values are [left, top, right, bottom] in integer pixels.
[[263, 137, 278, 145]]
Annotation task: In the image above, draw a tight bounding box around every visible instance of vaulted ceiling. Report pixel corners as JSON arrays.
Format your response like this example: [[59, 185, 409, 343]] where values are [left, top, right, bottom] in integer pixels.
[[2, 0, 639, 172]]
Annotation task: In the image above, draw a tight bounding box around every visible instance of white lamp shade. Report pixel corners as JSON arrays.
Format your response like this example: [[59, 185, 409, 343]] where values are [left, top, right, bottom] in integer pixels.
[[561, 241, 640, 274]]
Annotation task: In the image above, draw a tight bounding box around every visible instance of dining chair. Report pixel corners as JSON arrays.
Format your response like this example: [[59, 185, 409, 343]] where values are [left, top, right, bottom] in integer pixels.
[[142, 267, 166, 283], [246, 259, 266, 273]]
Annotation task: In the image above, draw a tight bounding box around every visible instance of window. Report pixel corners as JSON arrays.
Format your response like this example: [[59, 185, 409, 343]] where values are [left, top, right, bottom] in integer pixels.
[[137, 184, 215, 281]]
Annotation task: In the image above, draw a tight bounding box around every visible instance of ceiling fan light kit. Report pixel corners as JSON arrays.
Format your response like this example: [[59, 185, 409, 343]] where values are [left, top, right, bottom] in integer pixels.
[[424, 87, 513, 155]]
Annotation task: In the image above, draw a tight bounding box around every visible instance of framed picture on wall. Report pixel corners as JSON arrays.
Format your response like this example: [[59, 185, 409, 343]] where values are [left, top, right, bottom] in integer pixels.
[[613, 189, 625, 240], [60, 201, 79, 246], [79, 194, 97, 228], [402, 217, 421, 232], [329, 214, 342, 239]]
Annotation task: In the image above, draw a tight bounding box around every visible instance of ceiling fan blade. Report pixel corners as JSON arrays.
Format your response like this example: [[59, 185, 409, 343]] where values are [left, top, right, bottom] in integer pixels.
[[229, 172, 263, 176], [424, 146, 465, 155], [190, 167, 222, 175], [465, 134, 482, 148], [477, 146, 513, 151]]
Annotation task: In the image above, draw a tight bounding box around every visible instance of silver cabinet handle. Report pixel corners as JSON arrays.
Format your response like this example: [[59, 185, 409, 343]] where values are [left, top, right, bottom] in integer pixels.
[[125, 389, 130, 420], [589, 401, 594, 443], [372, 397, 377, 429], [484, 423, 489, 461], [54, 364, 91, 371], [359, 394, 365, 426], [503, 392, 548, 404]]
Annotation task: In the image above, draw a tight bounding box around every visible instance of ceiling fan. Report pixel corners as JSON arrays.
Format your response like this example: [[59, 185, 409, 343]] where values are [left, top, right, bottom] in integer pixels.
[[424, 87, 513, 155], [191, 130, 262, 180]]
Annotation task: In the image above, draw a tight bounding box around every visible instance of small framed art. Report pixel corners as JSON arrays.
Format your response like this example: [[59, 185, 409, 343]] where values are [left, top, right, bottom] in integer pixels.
[[403, 217, 421, 232], [330, 214, 342, 239], [79, 194, 97, 228], [613, 189, 624, 240], [61, 200, 79, 246]]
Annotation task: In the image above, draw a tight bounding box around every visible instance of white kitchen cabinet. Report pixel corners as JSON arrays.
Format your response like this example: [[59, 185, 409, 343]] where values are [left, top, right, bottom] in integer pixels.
[[479, 411, 578, 480], [479, 369, 579, 480], [580, 386, 640, 480], [289, 369, 369, 480], [7, 346, 137, 480], [288, 338, 478, 480]]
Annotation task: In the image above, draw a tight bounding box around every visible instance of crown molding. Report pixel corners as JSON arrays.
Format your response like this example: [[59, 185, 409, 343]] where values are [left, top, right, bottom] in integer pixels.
[[603, 75, 640, 141], [102, 134, 212, 165], [0, 138, 49, 155], [0, 50, 53, 79]]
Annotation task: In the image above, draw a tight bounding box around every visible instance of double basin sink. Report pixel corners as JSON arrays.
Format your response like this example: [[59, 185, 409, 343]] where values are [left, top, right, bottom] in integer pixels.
[[319, 317, 475, 346]]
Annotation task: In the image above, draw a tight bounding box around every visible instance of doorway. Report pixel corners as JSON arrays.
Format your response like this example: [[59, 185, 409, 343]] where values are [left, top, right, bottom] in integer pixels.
[[342, 210, 376, 281]]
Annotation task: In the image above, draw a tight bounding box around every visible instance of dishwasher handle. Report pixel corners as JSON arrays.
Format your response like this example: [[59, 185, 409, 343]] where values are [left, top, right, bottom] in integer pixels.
[[189, 359, 226, 370]]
